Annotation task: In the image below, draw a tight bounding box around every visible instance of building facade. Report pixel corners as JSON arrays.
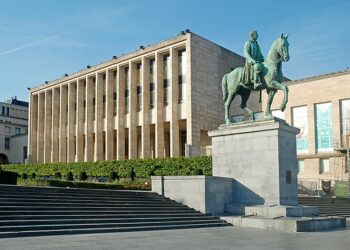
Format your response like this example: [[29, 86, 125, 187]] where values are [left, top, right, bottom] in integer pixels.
[[28, 32, 244, 164], [231, 69, 350, 189], [0, 97, 28, 164]]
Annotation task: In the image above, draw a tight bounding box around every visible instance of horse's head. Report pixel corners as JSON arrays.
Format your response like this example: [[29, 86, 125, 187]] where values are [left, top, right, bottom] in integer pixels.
[[277, 33, 290, 62]]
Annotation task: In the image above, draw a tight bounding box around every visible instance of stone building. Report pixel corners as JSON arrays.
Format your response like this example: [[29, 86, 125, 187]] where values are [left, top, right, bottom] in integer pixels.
[[28, 32, 245, 164], [231, 69, 350, 189], [0, 97, 28, 164]]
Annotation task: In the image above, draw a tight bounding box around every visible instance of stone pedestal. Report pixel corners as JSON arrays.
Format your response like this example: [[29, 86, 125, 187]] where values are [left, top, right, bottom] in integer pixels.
[[209, 118, 299, 206], [152, 118, 346, 232]]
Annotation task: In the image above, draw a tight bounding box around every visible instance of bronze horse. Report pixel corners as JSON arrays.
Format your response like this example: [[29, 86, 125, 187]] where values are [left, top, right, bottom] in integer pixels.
[[222, 34, 290, 124]]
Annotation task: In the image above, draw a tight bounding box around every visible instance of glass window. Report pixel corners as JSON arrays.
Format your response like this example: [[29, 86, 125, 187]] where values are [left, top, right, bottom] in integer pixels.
[[150, 83, 155, 109], [5, 126, 10, 134], [137, 86, 142, 112], [163, 55, 170, 106], [125, 67, 129, 114], [315, 103, 333, 151], [15, 128, 21, 135], [6, 107, 9, 116], [178, 49, 186, 103], [298, 160, 305, 173], [292, 106, 308, 153], [320, 159, 329, 173], [113, 71, 117, 116], [1, 106, 4, 115], [5, 137, 10, 150], [340, 99, 350, 147]]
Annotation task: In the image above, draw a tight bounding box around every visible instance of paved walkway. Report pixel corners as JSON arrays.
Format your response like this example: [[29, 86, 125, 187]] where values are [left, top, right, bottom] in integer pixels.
[[1, 222, 349, 250]]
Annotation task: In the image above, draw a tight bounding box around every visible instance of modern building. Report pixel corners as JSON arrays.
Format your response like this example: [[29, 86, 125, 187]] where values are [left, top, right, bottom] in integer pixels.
[[231, 69, 350, 189], [27, 31, 349, 190], [0, 97, 28, 164], [28, 31, 245, 164]]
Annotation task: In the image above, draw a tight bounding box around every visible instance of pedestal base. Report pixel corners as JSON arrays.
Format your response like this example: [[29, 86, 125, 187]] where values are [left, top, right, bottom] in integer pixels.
[[220, 215, 346, 232]]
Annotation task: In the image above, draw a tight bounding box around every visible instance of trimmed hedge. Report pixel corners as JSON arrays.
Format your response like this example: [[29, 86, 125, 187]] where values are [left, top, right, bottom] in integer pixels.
[[1, 156, 212, 179]]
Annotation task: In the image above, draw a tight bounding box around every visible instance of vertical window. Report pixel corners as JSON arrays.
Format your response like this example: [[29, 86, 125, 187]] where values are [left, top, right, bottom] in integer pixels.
[[5, 137, 10, 150], [149, 59, 155, 109], [298, 160, 305, 173], [6, 107, 9, 116], [137, 86, 142, 112], [92, 78, 96, 120], [113, 70, 117, 116], [178, 49, 186, 103], [315, 103, 333, 151], [320, 158, 329, 173], [103, 74, 106, 119], [136, 63, 142, 111], [15, 128, 21, 135], [292, 106, 308, 153], [163, 55, 170, 106], [83, 81, 86, 122], [1, 106, 4, 115], [125, 67, 129, 114], [340, 99, 350, 147]]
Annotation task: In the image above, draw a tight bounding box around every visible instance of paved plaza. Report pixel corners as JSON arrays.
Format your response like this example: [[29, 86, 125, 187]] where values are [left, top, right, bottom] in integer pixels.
[[1, 221, 349, 250]]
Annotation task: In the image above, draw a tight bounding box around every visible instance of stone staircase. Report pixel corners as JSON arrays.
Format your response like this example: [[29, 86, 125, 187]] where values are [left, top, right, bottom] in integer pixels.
[[299, 196, 350, 217], [0, 184, 230, 238]]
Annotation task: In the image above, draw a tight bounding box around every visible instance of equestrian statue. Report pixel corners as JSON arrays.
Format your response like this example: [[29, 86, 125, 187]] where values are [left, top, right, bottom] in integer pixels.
[[222, 31, 290, 124]]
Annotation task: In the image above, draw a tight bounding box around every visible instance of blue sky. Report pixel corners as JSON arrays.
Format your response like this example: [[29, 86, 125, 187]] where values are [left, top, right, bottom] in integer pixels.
[[0, 0, 349, 102]]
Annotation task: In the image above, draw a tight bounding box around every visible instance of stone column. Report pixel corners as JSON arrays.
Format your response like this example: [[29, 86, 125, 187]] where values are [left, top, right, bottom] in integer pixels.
[[37, 92, 45, 163], [76, 79, 85, 162], [141, 57, 151, 158], [44, 90, 52, 163], [155, 52, 165, 158], [29, 94, 38, 164], [51, 88, 60, 163], [106, 69, 114, 160], [95, 73, 104, 161], [85, 76, 94, 162], [129, 62, 137, 159], [117, 66, 125, 160], [170, 48, 180, 157], [59, 85, 68, 162], [67, 82, 77, 162]]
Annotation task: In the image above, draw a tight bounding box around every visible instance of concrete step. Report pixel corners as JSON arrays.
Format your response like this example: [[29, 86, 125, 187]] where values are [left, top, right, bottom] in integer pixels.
[[0, 201, 186, 207], [0, 213, 209, 221], [0, 222, 231, 238], [0, 216, 220, 226], [0, 210, 201, 216], [0, 185, 231, 237]]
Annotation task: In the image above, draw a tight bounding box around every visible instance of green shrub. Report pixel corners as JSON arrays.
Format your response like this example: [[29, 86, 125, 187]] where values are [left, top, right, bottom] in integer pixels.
[[21, 173, 28, 180], [79, 172, 88, 181], [30, 172, 36, 179], [54, 172, 62, 179], [128, 169, 136, 181], [66, 171, 74, 181], [192, 168, 203, 175], [0, 156, 212, 179], [109, 171, 119, 181]]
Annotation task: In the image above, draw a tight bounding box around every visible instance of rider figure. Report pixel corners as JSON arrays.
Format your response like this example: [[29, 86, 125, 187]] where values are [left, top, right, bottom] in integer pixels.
[[243, 31, 264, 90]]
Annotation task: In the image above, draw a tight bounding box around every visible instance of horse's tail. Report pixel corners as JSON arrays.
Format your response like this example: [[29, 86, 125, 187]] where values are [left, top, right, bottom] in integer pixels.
[[222, 74, 228, 102]]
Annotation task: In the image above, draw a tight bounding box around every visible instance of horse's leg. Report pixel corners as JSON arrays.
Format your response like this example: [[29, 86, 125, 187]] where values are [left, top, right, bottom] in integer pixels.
[[270, 81, 289, 111], [224, 92, 236, 124], [240, 89, 254, 120], [265, 90, 276, 118]]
